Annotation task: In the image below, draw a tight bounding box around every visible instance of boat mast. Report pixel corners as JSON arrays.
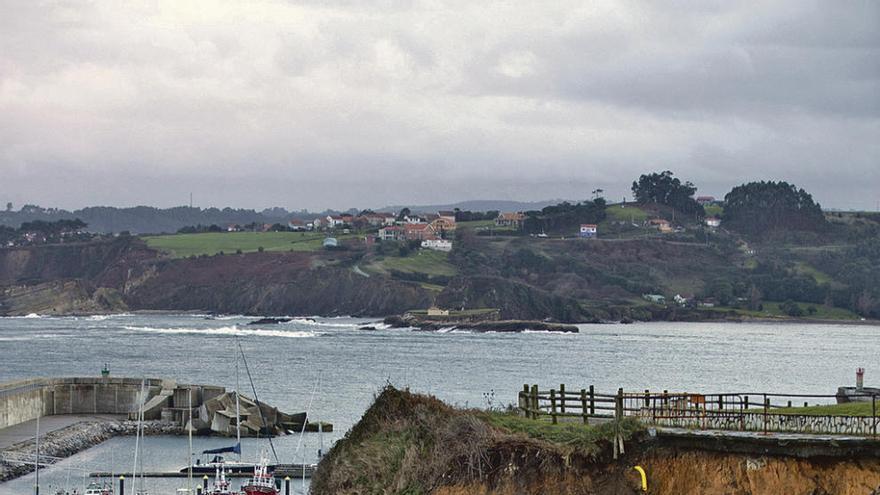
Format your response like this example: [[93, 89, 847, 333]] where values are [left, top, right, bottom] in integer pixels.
[[188, 388, 193, 493], [235, 345, 241, 462], [34, 407, 40, 495], [132, 379, 143, 491]]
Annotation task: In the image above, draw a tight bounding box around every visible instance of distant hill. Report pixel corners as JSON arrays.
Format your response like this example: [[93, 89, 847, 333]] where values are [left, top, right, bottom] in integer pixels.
[[378, 199, 571, 214], [0, 200, 570, 234]]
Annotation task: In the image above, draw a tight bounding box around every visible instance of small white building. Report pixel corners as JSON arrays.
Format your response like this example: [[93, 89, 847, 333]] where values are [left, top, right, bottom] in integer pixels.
[[579, 224, 597, 238], [421, 239, 453, 252], [705, 217, 721, 228], [427, 306, 450, 316]]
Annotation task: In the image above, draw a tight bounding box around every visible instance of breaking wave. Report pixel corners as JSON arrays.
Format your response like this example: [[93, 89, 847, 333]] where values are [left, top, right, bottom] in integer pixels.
[[123, 325, 322, 338]]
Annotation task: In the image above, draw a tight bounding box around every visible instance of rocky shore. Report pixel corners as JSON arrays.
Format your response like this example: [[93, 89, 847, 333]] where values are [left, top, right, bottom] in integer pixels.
[[0, 419, 180, 482], [383, 314, 579, 333]]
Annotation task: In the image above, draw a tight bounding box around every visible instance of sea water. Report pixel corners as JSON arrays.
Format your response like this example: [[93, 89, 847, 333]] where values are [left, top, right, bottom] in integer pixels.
[[1, 313, 878, 493]]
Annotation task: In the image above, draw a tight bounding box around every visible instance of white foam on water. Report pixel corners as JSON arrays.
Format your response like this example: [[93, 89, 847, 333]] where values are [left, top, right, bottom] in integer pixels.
[[123, 325, 322, 339], [522, 329, 577, 335], [0, 333, 67, 341]]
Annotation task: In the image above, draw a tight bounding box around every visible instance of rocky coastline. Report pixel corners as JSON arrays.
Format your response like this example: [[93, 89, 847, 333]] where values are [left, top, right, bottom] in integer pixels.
[[383, 314, 579, 333], [0, 420, 181, 482]]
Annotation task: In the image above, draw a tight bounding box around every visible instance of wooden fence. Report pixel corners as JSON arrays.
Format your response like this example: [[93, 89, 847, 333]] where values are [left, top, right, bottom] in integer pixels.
[[518, 384, 880, 437]]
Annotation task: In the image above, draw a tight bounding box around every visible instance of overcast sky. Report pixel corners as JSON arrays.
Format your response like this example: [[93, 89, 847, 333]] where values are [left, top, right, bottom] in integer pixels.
[[1, 1, 878, 211]]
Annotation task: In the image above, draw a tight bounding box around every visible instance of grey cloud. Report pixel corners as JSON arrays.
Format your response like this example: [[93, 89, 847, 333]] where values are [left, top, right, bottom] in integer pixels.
[[0, 0, 877, 211]]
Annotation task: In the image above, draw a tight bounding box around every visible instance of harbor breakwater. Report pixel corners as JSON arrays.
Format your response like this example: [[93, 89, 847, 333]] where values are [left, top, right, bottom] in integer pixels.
[[0, 420, 179, 481], [0, 377, 310, 435]]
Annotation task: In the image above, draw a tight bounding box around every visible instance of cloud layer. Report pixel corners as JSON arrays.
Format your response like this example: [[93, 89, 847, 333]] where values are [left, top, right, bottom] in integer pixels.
[[1, 0, 878, 210]]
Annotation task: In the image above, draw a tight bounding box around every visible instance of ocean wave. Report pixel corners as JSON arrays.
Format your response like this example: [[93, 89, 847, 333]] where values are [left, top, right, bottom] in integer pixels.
[[123, 325, 322, 339], [0, 333, 67, 341]]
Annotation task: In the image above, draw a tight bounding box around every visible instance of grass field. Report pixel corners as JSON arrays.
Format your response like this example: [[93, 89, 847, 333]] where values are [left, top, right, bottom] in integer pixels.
[[703, 204, 724, 217], [143, 231, 354, 257], [794, 262, 834, 285], [709, 301, 860, 320], [483, 412, 643, 456], [370, 249, 458, 277], [604, 204, 649, 223], [458, 219, 515, 231], [768, 401, 875, 416]]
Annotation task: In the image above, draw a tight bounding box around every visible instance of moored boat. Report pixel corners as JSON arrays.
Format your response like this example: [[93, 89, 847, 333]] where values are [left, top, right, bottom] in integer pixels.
[[240, 453, 279, 495]]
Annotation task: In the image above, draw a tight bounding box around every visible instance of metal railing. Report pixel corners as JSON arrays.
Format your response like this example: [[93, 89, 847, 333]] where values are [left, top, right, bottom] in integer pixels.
[[518, 384, 879, 437]]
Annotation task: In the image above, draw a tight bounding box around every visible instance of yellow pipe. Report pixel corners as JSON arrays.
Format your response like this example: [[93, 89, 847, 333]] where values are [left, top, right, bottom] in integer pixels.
[[633, 465, 647, 492]]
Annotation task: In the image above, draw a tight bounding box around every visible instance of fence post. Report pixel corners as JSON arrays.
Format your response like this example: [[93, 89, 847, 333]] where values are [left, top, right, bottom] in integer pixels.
[[763, 395, 769, 435], [550, 389, 558, 425], [521, 384, 528, 414], [662, 390, 668, 407], [718, 395, 724, 410], [873, 395, 877, 438], [644, 389, 650, 408], [787, 400, 792, 408], [589, 385, 595, 415], [617, 388, 624, 419], [531, 385, 538, 420], [744, 395, 749, 411], [559, 384, 566, 415], [580, 389, 588, 424]]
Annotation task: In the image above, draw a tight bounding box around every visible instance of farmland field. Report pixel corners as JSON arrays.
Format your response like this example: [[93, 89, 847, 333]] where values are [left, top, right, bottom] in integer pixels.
[[143, 231, 355, 257], [368, 249, 458, 277]]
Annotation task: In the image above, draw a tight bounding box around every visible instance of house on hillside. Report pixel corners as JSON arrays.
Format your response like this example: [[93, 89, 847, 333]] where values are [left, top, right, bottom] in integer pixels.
[[438, 211, 456, 223], [649, 218, 672, 233], [378, 225, 404, 241], [696, 196, 716, 205], [404, 223, 436, 241], [322, 237, 338, 249], [430, 217, 456, 234], [643, 294, 666, 304], [495, 212, 525, 229], [326, 215, 347, 228], [362, 212, 396, 227], [287, 219, 306, 231], [705, 217, 721, 228], [404, 215, 429, 224], [579, 224, 597, 238], [421, 239, 453, 252], [226, 224, 241, 232]]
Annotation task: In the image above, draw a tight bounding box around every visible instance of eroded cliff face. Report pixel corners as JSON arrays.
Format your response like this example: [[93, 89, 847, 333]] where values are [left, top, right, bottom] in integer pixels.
[[0, 240, 432, 316], [311, 388, 880, 495], [124, 252, 432, 316]]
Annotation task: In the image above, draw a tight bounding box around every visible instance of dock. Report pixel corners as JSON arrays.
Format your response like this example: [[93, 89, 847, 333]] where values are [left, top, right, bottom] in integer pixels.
[[90, 464, 316, 479]]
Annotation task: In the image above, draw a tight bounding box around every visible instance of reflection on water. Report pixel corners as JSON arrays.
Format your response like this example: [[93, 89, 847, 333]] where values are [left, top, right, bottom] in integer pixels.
[[1, 313, 878, 493]]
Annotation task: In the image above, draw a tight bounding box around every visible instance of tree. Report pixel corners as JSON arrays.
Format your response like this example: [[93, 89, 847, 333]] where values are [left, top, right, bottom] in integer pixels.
[[5, 202, 11, 212], [723, 181, 825, 236], [631, 171, 702, 216], [397, 208, 411, 221]]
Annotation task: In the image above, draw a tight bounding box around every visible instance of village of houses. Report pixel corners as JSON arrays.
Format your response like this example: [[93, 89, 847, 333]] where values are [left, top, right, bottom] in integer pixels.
[[269, 195, 724, 252]]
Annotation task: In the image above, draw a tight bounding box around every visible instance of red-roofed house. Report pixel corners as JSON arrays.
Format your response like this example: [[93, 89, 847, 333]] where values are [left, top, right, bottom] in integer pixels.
[[378, 226, 404, 241], [404, 223, 436, 241]]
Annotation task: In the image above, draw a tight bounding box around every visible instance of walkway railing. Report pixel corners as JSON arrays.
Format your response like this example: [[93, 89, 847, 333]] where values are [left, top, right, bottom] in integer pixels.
[[518, 384, 879, 437]]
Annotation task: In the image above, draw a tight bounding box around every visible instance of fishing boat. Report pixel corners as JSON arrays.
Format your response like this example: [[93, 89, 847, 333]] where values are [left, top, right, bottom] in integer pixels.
[[240, 453, 279, 495], [84, 480, 114, 495]]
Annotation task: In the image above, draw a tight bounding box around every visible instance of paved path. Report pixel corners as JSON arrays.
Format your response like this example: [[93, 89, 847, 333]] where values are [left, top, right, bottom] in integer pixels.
[[0, 415, 124, 450]]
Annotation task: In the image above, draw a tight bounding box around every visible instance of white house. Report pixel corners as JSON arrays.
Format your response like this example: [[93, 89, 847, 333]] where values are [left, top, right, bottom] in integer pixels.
[[579, 224, 597, 238], [421, 239, 453, 252], [705, 217, 721, 228]]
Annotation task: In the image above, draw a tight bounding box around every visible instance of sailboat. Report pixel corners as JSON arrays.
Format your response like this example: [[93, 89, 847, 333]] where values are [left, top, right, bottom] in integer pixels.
[[132, 378, 148, 495]]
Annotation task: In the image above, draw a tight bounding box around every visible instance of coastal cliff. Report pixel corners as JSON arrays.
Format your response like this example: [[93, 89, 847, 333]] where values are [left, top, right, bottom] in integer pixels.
[[311, 387, 880, 495], [0, 239, 433, 316]]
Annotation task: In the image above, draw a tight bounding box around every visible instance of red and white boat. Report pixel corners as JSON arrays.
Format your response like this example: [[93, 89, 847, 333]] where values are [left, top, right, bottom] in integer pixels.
[[240, 453, 279, 495]]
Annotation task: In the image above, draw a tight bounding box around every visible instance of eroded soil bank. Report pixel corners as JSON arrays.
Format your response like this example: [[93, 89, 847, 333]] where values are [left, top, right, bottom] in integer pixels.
[[311, 387, 880, 495]]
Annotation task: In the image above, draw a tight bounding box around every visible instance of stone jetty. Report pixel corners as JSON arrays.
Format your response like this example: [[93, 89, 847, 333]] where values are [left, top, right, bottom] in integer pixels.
[[0, 419, 179, 481]]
